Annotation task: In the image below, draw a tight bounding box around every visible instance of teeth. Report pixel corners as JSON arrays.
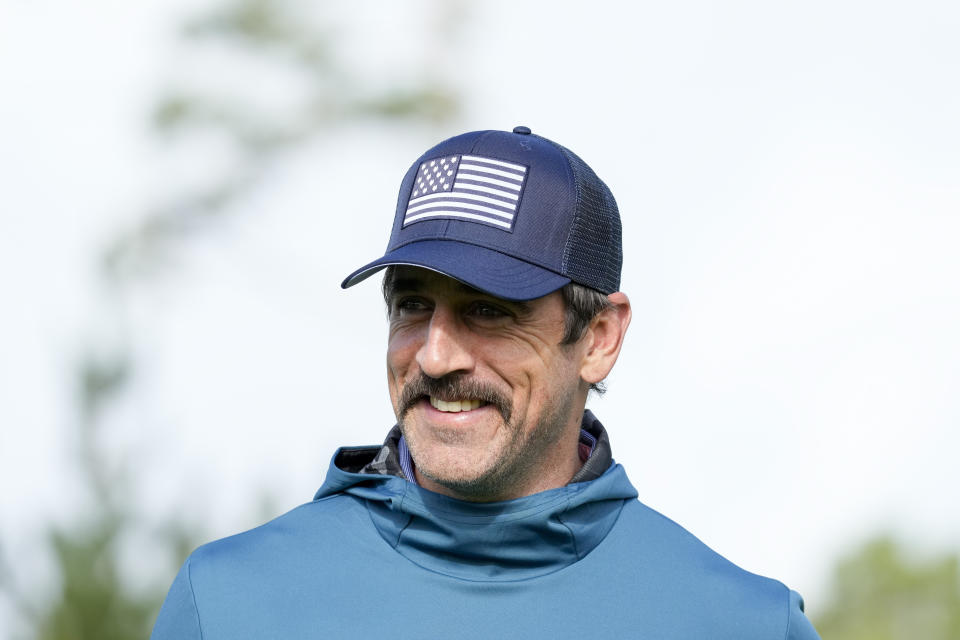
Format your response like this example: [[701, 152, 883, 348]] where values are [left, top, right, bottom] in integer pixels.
[[429, 397, 482, 412]]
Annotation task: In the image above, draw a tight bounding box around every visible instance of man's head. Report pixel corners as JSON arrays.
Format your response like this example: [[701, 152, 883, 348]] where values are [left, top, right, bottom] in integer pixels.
[[343, 127, 630, 501], [380, 266, 630, 501]]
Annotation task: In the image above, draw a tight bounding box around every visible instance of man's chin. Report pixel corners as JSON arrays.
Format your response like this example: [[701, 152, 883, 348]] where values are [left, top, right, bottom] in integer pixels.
[[415, 460, 510, 501], [402, 431, 504, 487]]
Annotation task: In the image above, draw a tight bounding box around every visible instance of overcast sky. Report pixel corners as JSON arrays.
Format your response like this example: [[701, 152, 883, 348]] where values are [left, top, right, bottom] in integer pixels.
[[1, 0, 958, 630]]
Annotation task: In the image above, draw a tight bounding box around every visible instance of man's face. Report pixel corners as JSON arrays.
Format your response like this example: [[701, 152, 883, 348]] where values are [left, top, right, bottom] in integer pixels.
[[385, 266, 589, 501]]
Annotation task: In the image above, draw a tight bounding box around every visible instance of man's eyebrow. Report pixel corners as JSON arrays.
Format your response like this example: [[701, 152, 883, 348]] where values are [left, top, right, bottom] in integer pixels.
[[383, 277, 427, 304], [384, 276, 534, 314], [460, 284, 535, 315], [449, 281, 534, 313], [495, 295, 533, 315], [387, 277, 423, 294]]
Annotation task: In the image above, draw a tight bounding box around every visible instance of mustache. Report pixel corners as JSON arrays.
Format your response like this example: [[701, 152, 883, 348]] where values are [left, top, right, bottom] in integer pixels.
[[398, 374, 513, 423]]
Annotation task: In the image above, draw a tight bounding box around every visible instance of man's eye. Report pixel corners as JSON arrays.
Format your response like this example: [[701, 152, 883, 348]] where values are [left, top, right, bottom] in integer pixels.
[[393, 297, 430, 314], [469, 302, 508, 318]]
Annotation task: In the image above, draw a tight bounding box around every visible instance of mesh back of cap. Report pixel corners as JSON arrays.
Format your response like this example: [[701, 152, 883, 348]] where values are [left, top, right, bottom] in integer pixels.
[[557, 145, 623, 294]]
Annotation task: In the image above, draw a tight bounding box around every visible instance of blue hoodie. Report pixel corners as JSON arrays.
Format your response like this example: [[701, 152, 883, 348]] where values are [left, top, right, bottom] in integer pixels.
[[152, 414, 819, 639]]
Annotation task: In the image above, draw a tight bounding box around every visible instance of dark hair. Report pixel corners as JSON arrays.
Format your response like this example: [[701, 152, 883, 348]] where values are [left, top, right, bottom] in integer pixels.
[[381, 267, 613, 393], [558, 282, 613, 345], [559, 281, 612, 395]]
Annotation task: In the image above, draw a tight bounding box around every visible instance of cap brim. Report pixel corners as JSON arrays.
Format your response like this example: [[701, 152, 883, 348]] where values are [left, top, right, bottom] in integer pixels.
[[341, 240, 570, 301]]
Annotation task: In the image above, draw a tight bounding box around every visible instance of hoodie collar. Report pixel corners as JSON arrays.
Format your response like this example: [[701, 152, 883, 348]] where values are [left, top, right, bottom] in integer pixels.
[[314, 412, 636, 580]]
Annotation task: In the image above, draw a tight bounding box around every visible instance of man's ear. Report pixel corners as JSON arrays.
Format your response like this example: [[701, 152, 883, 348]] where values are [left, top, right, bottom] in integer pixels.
[[579, 292, 632, 386]]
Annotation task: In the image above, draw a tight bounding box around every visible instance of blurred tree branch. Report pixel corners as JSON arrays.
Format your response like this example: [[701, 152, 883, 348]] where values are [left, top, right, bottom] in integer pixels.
[[1, 0, 462, 637], [104, 0, 460, 287]]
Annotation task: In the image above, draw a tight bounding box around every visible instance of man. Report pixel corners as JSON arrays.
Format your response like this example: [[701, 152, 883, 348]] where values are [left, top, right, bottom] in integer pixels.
[[152, 127, 820, 638]]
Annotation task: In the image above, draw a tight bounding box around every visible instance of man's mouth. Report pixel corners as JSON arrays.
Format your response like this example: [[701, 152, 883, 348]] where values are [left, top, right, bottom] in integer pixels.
[[397, 374, 511, 422], [428, 397, 488, 413]]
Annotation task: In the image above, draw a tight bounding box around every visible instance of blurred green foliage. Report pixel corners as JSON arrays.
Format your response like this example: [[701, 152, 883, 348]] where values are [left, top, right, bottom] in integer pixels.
[[814, 536, 960, 639], [0, 0, 460, 637], [0, 352, 178, 639], [28, 513, 161, 640]]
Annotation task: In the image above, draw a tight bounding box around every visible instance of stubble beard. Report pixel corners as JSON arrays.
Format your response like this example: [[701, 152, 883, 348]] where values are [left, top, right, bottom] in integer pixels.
[[397, 373, 580, 502]]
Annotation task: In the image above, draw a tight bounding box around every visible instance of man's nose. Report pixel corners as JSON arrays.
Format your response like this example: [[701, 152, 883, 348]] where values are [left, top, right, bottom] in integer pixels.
[[416, 306, 475, 379]]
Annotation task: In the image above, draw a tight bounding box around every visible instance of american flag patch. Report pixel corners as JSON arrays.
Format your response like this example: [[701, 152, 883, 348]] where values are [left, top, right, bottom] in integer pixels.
[[403, 155, 528, 230]]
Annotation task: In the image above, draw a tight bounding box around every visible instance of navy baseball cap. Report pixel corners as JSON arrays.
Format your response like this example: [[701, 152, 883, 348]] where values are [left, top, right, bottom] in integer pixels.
[[341, 126, 622, 301]]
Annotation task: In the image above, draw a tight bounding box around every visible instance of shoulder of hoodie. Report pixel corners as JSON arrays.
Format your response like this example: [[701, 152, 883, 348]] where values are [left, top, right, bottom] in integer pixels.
[[615, 497, 798, 614], [186, 491, 372, 570]]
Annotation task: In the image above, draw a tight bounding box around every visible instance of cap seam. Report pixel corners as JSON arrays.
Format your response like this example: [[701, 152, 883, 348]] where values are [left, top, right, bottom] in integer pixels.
[[534, 136, 579, 276], [468, 130, 499, 154]]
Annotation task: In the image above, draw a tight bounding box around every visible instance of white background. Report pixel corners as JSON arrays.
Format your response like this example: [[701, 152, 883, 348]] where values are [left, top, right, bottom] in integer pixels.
[[1, 0, 958, 631]]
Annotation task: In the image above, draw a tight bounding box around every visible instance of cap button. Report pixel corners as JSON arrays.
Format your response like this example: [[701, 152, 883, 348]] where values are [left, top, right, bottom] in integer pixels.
[[512, 125, 532, 135]]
